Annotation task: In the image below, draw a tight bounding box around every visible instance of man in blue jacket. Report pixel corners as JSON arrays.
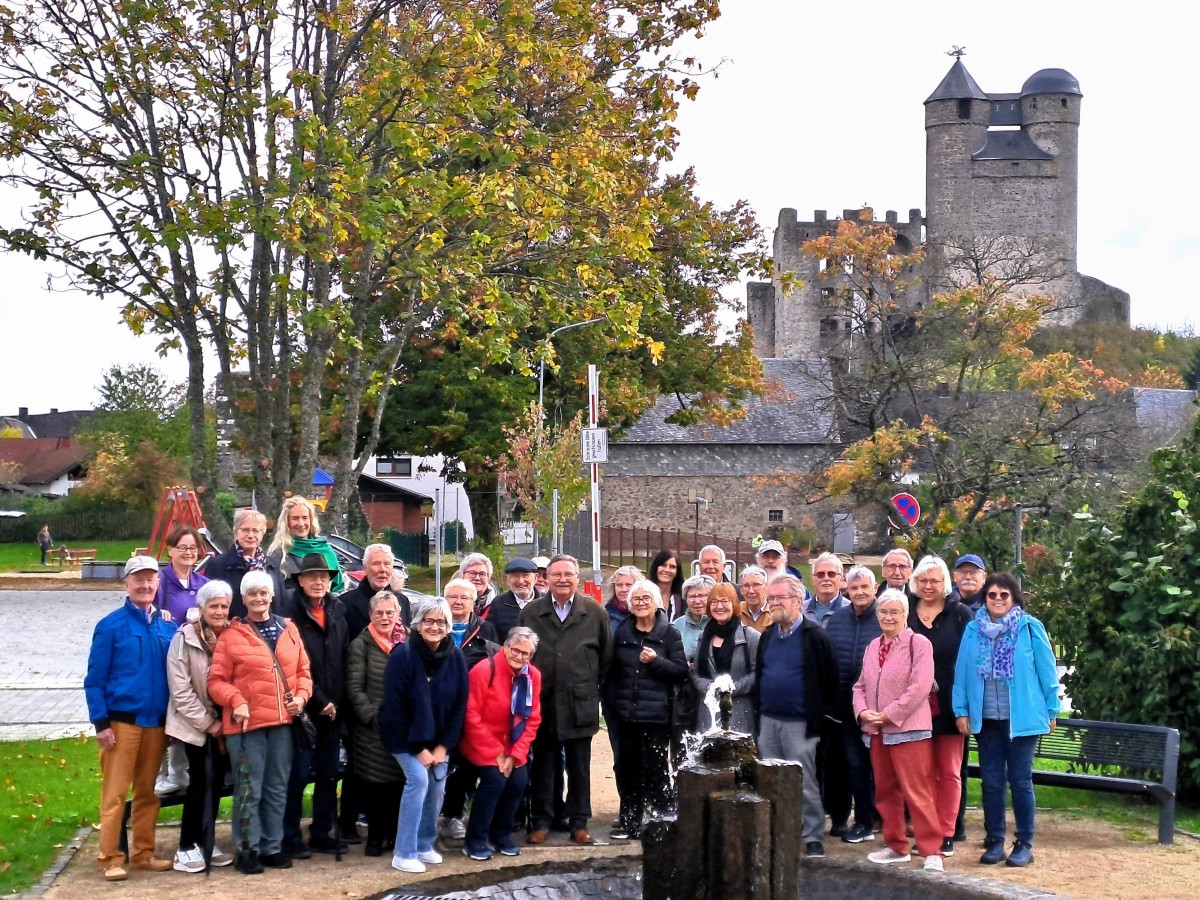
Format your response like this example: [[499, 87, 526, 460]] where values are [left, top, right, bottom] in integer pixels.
[[84, 556, 178, 882]]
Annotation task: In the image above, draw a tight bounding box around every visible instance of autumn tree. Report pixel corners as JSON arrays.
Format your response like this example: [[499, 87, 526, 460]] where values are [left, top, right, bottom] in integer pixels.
[[0, 0, 763, 540], [805, 216, 1131, 552]]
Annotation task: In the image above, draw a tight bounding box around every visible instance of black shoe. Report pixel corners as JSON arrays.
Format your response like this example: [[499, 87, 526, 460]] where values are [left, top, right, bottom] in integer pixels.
[[309, 835, 348, 854], [235, 851, 263, 875], [610, 828, 633, 841], [979, 838, 1007, 865], [282, 842, 312, 860], [1005, 840, 1034, 867], [551, 817, 571, 832], [841, 823, 875, 844], [259, 851, 293, 869], [940, 837, 955, 857], [805, 841, 825, 859], [953, 830, 968, 842], [364, 839, 384, 858], [829, 821, 848, 837]]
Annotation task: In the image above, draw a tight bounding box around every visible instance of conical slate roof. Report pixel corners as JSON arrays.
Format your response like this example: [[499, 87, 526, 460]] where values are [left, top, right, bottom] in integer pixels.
[[925, 59, 989, 103]]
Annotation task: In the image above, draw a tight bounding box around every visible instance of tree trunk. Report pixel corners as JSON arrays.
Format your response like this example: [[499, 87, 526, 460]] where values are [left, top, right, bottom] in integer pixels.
[[465, 466, 500, 543]]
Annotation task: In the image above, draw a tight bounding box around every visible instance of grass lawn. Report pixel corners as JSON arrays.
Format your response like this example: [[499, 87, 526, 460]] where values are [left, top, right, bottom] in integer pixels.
[[0, 542, 142, 573]]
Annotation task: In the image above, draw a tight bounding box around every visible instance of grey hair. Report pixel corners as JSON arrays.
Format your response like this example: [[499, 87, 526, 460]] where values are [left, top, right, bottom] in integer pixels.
[[909, 555, 951, 597], [812, 552, 844, 575], [233, 508, 267, 530], [628, 578, 663, 609], [197, 580, 233, 607], [548, 553, 579, 573], [698, 544, 726, 564], [412, 595, 453, 629], [681, 574, 716, 599], [454, 551, 494, 579], [769, 573, 806, 600], [877, 588, 910, 617], [883, 547, 915, 566], [739, 564, 768, 584], [505, 626, 540, 652], [844, 565, 876, 587], [240, 570, 275, 598], [363, 543, 394, 567], [369, 590, 400, 612]]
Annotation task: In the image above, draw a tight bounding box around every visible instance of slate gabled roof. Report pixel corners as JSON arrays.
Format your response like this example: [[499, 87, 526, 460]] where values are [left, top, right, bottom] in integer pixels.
[[618, 358, 839, 446]]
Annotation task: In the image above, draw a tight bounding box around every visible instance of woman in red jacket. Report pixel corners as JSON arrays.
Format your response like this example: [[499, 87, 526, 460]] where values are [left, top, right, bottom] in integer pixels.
[[457, 627, 542, 860], [208, 571, 312, 875]]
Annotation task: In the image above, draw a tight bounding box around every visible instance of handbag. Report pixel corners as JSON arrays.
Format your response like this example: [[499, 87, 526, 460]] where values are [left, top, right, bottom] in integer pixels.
[[248, 616, 314, 746]]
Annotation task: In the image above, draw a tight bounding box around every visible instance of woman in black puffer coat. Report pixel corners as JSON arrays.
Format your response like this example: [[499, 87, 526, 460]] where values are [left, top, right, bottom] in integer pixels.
[[604, 579, 688, 840]]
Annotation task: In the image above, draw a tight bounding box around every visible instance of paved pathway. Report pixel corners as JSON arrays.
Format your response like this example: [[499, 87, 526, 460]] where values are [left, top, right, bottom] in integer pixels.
[[0, 590, 124, 740]]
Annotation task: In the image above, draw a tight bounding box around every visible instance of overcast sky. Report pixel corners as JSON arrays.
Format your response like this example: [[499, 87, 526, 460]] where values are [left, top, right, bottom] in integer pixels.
[[4, 0, 1197, 417]]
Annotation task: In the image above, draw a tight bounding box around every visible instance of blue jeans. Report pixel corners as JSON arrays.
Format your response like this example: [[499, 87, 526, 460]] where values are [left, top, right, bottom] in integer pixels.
[[392, 754, 448, 859], [284, 714, 340, 846], [841, 717, 876, 828], [227, 725, 293, 856], [465, 763, 529, 851], [976, 718, 1038, 844]]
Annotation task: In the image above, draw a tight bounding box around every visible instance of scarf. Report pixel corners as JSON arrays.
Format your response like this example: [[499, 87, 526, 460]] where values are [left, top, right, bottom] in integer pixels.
[[195, 620, 222, 656], [976, 605, 1024, 683], [698, 616, 739, 675], [415, 633, 454, 679], [368, 621, 406, 655], [241, 543, 267, 572], [511, 663, 534, 744], [287, 536, 345, 593], [877, 633, 899, 670]]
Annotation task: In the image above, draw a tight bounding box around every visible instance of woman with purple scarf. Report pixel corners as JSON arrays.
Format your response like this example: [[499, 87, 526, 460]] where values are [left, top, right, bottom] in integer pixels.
[[457, 627, 542, 861], [952, 573, 1060, 869]]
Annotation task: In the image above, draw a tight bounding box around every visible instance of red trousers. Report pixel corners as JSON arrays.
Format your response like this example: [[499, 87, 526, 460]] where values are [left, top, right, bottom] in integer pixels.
[[869, 736, 942, 858], [931, 733, 965, 839]]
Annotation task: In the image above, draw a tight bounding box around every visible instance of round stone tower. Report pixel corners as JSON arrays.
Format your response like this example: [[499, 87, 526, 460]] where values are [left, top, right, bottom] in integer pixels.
[[1019, 68, 1082, 276]]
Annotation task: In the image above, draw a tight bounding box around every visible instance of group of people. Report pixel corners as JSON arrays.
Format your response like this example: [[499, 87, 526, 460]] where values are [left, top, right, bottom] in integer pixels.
[[85, 513, 1059, 884]]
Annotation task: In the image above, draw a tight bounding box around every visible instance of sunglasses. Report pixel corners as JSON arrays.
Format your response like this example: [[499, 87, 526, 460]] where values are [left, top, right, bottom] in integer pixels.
[[986, 591, 1013, 600], [813, 570, 840, 578]]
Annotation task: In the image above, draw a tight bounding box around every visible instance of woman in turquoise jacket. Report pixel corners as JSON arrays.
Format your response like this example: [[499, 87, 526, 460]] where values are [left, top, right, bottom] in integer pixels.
[[952, 572, 1059, 869]]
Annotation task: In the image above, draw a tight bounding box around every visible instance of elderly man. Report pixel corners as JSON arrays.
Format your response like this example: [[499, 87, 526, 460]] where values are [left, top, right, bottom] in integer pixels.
[[878, 548, 915, 597], [85, 556, 179, 882], [950, 554, 988, 612], [486, 557, 541, 642], [804, 553, 848, 627], [698, 544, 743, 601], [205, 508, 286, 620], [455, 551, 499, 616], [824, 565, 883, 844], [738, 565, 773, 633], [755, 574, 837, 859], [518, 555, 612, 846], [531, 556, 551, 594], [341, 543, 413, 638]]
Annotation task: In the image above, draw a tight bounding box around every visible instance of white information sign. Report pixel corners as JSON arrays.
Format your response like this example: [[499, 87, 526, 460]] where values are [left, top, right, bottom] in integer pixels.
[[581, 427, 608, 463]]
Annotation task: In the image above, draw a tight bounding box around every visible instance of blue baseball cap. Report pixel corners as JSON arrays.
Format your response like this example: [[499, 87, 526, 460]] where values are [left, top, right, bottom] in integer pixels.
[[954, 554, 986, 570]]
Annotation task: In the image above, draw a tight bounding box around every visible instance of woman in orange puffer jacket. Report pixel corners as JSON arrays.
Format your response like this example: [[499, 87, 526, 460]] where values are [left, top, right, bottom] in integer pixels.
[[208, 571, 312, 875]]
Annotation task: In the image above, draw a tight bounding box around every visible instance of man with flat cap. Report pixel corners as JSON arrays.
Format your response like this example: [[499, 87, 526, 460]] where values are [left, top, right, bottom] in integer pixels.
[[85, 556, 179, 882], [486, 557, 542, 642]]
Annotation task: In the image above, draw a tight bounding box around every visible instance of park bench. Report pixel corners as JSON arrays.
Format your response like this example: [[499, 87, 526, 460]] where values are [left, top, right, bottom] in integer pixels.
[[46, 547, 97, 567], [967, 717, 1180, 844]]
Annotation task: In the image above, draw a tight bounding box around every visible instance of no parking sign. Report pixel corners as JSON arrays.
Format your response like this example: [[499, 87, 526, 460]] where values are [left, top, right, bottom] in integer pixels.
[[890, 492, 921, 528]]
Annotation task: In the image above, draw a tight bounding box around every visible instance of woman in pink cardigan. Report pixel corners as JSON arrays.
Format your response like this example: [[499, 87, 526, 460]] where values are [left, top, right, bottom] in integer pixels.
[[852, 588, 944, 872]]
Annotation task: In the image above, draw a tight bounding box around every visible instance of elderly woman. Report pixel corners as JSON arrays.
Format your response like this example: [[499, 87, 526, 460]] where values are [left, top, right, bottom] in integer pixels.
[[165, 580, 235, 873], [266, 497, 344, 594], [345, 591, 407, 857], [908, 554, 974, 853], [649, 550, 684, 619], [690, 582, 759, 734], [459, 627, 543, 860], [605, 565, 641, 635], [281, 553, 349, 858], [378, 596, 469, 874], [208, 571, 312, 875], [204, 508, 285, 620], [953, 573, 1059, 868], [453, 552, 497, 616], [853, 589, 944, 872], [606, 580, 688, 840], [672, 574, 714, 664], [440, 578, 500, 839]]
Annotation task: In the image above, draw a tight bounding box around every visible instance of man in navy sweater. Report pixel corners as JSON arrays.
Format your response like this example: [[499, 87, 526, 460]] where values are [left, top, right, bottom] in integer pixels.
[[755, 573, 838, 859]]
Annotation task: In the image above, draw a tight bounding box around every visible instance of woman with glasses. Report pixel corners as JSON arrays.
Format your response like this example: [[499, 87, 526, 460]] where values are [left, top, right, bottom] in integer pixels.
[[953, 573, 1059, 868], [605, 579, 688, 840], [690, 583, 759, 734], [377, 596, 468, 874], [458, 627, 543, 860], [345, 591, 407, 857], [852, 589, 944, 873], [907, 554, 974, 854]]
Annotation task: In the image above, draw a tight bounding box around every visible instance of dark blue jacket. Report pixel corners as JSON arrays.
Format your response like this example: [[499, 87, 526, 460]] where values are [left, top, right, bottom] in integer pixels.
[[825, 600, 883, 715], [202, 542, 286, 620], [605, 611, 688, 725], [377, 639, 468, 756], [85, 599, 177, 731]]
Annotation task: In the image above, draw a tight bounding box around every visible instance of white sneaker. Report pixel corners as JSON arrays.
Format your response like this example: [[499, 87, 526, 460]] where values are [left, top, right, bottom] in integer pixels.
[[172, 846, 205, 873], [417, 849, 444, 864], [209, 847, 234, 867], [392, 856, 426, 874], [868, 847, 912, 864], [443, 817, 466, 839], [924, 855, 944, 872], [154, 778, 183, 795]]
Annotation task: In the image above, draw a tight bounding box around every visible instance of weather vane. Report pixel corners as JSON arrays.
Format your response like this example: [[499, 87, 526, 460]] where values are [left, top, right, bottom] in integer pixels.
[[947, 46, 967, 59]]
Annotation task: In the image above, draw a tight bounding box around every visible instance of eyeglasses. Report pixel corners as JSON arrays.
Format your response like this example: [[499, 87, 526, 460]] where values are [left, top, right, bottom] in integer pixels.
[[173, 546, 198, 555], [986, 591, 1013, 600], [236, 526, 265, 535], [629, 595, 655, 604], [710, 598, 733, 606], [420, 618, 448, 629], [878, 609, 905, 618], [740, 581, 765, 589], [507, 647, 533, 659], [916, 577, 943, 586], [883, 562, 911, 570], [813, 570, 840, 578], [464, 570, 489, 579]]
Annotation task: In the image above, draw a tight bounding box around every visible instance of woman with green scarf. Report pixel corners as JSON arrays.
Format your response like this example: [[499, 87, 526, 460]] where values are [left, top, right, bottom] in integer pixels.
[[952, 572, 1060, 869], [266, 497, 345, 595]]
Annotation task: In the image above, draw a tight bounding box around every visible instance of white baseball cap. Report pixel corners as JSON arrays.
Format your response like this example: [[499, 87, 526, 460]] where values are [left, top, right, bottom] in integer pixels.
[[124, 555, 160, 577]]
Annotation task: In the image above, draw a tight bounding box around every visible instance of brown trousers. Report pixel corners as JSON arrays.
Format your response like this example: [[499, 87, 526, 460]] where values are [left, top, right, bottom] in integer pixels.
[[96, 722, 166, 868]]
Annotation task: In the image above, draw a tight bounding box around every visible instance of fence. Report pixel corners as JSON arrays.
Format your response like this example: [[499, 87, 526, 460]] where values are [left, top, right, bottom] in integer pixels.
[[0, 510, 151, 543], [600, 525, 764, 575], [387, 530, 430, 568]]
